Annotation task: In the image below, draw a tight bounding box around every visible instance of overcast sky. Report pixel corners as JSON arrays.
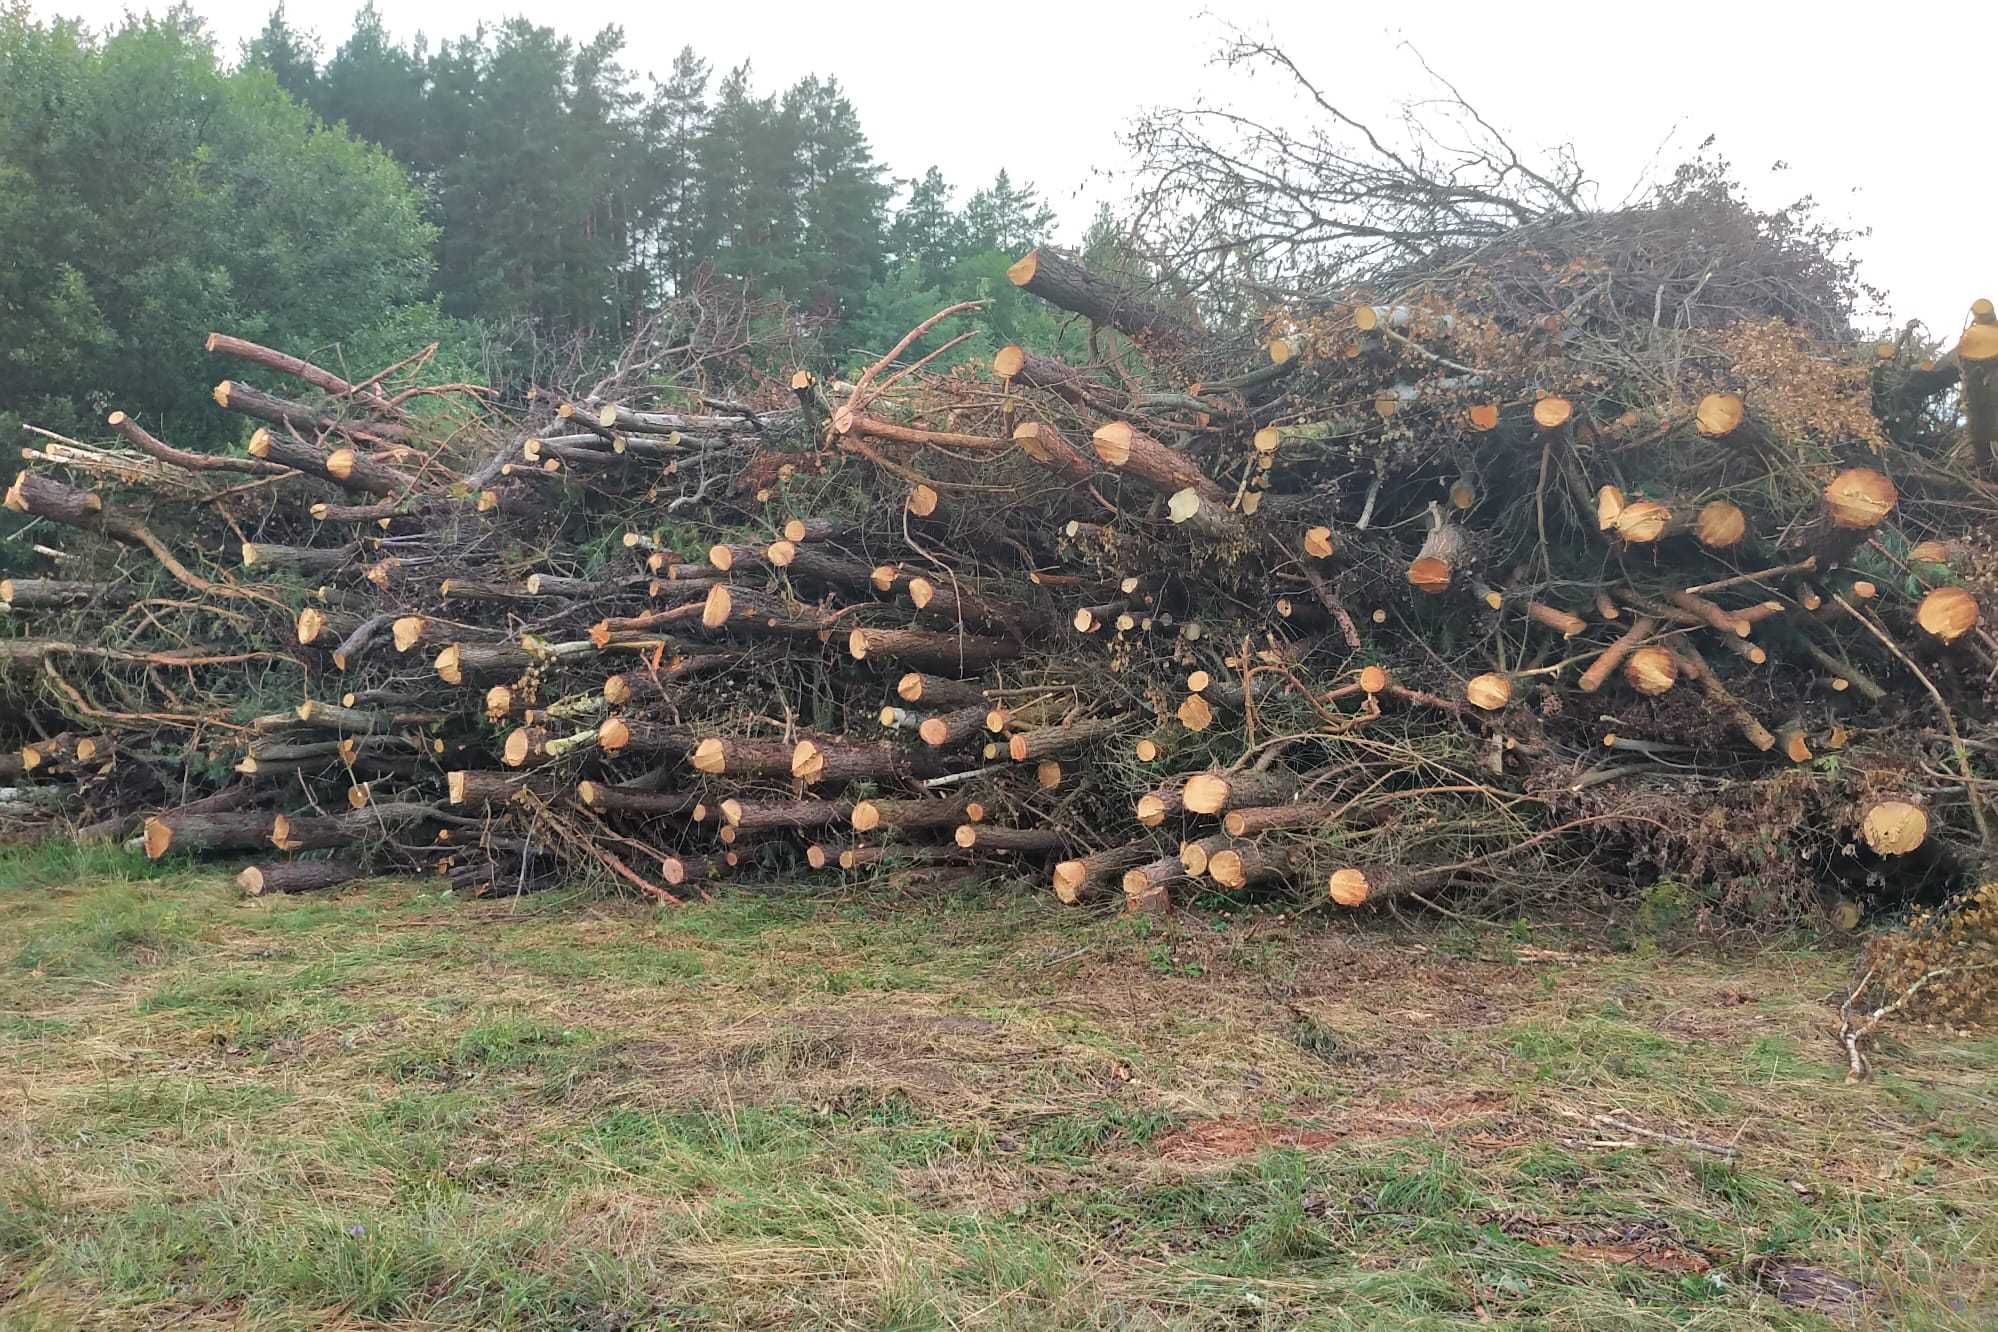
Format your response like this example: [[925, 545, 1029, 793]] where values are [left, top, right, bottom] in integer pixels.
[[35, 0, 1998, 335]]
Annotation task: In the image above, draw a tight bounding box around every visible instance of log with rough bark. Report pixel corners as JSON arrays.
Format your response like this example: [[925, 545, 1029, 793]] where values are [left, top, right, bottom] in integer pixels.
[[1406, 505, 1469, 594], [1007, 248, 1201, 345], [1091, 422, 1228, 503], [848, 626, 1022, 671], [1052, 844, 1153, 904]]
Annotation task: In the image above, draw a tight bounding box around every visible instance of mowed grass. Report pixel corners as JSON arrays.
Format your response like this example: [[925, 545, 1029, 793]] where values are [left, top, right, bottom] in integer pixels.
[[1, 847, 1993, 1329]]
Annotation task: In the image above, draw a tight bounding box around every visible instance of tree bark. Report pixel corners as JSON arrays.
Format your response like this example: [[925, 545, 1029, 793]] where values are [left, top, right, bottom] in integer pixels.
[[1008, 248, 1201, 346]]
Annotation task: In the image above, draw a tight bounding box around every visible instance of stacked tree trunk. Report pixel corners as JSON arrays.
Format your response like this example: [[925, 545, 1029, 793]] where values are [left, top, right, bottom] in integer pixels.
[[4, 230, 1995, 917]]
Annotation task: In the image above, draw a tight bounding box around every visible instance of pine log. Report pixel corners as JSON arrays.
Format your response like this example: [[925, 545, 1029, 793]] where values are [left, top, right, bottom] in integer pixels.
[[601, 654, 738, 706], [1222, 802, 1338, 837], [246, 428, 408, 496], [1121, 854, 1185, 910], [1181, 769, 1299, 816], [918, 704, 989, 749], [205, 332, 401, 416], [332, 612, 395, 671], [906, 577, 1042, 635], [850, 795, 971, 833], [1053, 844, 1154, 904], [143, 809, 279, 859], [719, 798, 854, 831], [1860, 799, 1928, 855], [1915, 587, 1980, 643], [1007, 716, 1123, 761], [1407, 506, 1469, 595], [576, 782, 701, 817], [1179, 833, 1239, 877], [597, 718, 696, 759], [5, 472, 103, 525], [1135, 784, 1187, 827], [214, 380, 409, 445], [0, 578, 126, 608], [1327, 864, 1415, 906], [1012, 420, 1096, 481], [1165, 487, 1249, 543], [241, 542, 361, 574], [1091, 422, 1227, 502], [270, 802, 439, 852], [1959, 320, 1998, 474], [848, 626, 1022, 671], [1207, 842, 1296, 890], [1623, 644, 1680, 695], [896, 672, 987, 706], [793, 738, 954, 786], [1007, 248, 1200, 345], [689, 736, 796, 777], [952, 823, 1069, 854], [447, 770, 549, 808]]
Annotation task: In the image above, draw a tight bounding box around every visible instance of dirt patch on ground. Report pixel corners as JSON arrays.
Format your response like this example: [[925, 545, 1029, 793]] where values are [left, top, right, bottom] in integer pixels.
[[1500, 1215, 1714, 1274], [1154, 1088, 1513, 1163]]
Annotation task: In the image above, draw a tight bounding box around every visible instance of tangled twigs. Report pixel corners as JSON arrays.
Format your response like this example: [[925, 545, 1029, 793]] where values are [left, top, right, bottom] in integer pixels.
[[1831, 593, 1991, 847], [1840, 961, 1998, 1081]]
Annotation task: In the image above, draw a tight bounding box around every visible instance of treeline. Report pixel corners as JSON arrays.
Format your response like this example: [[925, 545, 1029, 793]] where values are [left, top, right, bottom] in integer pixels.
[[1, 3, 1087, 447]]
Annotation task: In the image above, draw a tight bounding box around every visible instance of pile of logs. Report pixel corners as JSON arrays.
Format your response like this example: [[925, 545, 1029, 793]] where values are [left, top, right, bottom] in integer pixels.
[[4, 228, 1996, 918]]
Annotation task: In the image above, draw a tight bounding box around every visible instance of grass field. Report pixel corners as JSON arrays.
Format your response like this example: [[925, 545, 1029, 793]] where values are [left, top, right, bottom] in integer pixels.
[[1, 846, 1993, 1329]]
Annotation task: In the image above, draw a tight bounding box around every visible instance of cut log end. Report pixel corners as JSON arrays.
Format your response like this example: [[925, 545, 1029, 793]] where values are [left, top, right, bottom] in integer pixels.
[[141, 818, 173, 860], [1465, 672, 1513, 711], [1916, 586, 1980, 643], [1181, 772, 1231, 815], [1327, 867, 1374, 906], [791, 740, 824, 782], [1824, 468, 1898, 529], [1406, 557, 1453, 595], [1696, 500, 1746, 549], [1694, 392, 1746, 438], [701, 584, 733, 629], [1861, 800, 1928, 856], [1624, 645, 1679, 695]]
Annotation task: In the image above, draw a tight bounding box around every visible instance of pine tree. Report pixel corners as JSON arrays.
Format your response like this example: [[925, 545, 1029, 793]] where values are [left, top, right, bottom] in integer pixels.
[[962, 169, 1057, 257], [643, 46, 709, 296], [240, 3, 321, 104], [788, 75, 888, 317], [886, 167, 961, 281], [315, 3, 427, 159]]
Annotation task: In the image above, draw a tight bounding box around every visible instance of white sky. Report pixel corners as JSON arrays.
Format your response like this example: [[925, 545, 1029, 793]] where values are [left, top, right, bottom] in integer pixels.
[[34, 0, 1998, 335]]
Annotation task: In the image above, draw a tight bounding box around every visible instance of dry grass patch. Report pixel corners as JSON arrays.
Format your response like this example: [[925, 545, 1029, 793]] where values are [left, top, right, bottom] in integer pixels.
[[0, 858, 1993, 1328]]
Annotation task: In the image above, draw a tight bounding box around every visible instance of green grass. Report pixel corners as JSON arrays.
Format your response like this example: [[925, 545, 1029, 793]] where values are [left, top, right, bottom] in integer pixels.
[[0, 858, 1993, 1328]]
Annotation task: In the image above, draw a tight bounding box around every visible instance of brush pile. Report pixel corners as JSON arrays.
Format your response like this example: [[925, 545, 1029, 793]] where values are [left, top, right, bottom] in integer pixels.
[[4, 209, 1996, 918]]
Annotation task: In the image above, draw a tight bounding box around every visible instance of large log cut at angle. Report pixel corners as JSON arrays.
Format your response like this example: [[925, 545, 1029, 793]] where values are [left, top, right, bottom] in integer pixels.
[[1006, 248, 1203, 346]]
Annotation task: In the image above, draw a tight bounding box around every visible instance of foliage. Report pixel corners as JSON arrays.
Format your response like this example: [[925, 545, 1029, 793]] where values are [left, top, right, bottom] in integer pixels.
[[846, 169, 1066, 371], [269, 14, 898, 333], [0, 4, 438, 444], [1860, 881, 1998, 1030]]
